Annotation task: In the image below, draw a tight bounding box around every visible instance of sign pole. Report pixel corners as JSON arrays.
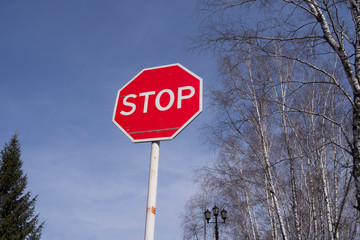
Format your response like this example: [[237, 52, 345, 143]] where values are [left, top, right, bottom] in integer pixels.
[[112, 63, 202, 239], [144, 141, 160, 240]]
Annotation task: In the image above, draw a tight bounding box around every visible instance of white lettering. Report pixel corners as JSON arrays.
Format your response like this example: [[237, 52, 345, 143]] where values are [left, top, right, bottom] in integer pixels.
[[177, 86, 195, 109], [139, 91, 156, 113], [120, 86, 196, 115], [155, 89, 175, 111], [120, 94, 137, 115]]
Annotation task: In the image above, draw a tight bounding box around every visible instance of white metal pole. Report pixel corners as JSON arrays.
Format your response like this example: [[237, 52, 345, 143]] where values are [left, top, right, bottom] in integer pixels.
[[144, 141, 160, 240]]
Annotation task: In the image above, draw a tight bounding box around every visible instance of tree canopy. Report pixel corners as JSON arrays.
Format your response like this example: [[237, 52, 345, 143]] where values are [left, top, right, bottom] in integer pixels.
[[0, 134, 44, 239], [182, 1, 360, 239]]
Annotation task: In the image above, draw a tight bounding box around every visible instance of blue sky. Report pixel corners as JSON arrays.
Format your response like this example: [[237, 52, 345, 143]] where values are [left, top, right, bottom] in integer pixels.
[[0, 1, 218, 239]]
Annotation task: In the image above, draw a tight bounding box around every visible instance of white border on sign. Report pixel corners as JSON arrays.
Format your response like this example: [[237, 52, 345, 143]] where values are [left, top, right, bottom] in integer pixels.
[[112, 63, 203, 143]]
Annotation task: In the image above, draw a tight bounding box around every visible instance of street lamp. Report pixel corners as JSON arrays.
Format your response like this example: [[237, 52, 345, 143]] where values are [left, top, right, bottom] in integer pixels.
[[204, 205, 228, 240]]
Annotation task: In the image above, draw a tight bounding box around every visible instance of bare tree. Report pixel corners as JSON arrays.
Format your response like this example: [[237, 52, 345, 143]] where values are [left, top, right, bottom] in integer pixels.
[[194, 0, 360, 212], [182, 42, 360, 239], [181, 175, 212, 240]]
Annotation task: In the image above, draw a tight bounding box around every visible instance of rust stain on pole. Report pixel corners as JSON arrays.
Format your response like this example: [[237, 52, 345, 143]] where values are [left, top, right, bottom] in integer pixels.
[[147, 207, 156, 215]]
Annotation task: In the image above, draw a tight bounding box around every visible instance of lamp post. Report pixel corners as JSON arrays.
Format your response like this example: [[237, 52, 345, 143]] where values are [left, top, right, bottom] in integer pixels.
[[204, 205, 228, 240]]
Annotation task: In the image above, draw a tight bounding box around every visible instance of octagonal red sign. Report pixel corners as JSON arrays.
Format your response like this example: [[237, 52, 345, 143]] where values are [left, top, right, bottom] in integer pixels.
[[112, 63, 203, 143]]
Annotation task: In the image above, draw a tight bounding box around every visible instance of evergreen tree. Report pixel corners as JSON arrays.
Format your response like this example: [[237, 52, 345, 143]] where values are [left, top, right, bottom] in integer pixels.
[[0, 134, 44, 239]]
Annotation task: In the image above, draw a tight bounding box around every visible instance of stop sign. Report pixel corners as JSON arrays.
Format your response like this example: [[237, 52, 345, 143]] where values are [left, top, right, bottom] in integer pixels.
[[112, 63, 203, 143]]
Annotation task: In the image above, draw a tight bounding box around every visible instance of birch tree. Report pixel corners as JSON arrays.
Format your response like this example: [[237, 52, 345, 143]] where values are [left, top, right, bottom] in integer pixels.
[[195, 0, 360, 213], [182, 45, 360, 239]]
